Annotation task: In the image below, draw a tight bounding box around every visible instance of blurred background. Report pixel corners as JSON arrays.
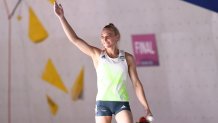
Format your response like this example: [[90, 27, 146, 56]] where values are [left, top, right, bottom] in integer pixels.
[[1, 0, 218, 123]]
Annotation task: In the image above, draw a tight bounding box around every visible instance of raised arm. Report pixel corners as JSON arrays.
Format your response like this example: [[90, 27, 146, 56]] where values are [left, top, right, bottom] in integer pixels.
[[54, 1, 100, 58], [126, 53, 153, 117]]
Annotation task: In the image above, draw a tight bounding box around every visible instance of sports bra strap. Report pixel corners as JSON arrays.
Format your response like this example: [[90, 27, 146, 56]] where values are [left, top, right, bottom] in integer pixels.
[[119, 50, 125, 61]]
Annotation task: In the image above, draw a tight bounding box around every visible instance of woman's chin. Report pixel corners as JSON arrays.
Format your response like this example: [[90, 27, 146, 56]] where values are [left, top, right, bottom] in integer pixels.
[[104, 45, 112, 49]]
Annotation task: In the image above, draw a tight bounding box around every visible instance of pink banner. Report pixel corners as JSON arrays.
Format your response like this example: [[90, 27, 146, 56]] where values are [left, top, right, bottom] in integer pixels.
[[132, 34, 159, 66]]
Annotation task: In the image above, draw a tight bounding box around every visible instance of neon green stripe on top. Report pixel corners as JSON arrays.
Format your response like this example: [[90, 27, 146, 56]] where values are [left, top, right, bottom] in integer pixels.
[[96, 51, 129, 101]]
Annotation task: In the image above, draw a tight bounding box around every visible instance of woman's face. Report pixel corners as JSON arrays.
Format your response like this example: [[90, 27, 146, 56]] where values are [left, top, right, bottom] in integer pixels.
[[101, 29, 119, 49]]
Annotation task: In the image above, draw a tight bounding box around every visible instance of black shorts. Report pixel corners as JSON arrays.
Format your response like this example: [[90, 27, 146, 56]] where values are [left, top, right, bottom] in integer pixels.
[[95, 101, 131, 116]]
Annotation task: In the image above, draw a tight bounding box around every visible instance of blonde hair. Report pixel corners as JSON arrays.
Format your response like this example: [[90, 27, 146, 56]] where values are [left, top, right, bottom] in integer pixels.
[[103, 23, 120, 40]]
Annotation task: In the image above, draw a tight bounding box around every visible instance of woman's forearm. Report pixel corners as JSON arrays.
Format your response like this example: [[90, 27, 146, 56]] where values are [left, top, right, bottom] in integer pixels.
[[135, 81, 151, 112], [58, 16, 80, 43]]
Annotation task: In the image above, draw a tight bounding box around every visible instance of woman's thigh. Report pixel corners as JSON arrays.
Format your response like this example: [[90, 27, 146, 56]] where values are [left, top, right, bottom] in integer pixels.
[[95, 116, 112, 123], [115, 110, 133, 123]]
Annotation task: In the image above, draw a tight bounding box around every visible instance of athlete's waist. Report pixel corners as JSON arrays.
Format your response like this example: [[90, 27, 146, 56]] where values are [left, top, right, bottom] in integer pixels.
[[96, 94, 129, 101]]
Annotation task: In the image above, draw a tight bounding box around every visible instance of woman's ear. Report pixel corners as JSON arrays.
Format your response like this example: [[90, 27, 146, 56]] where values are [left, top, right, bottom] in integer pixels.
[[116, 35, 120, 42]]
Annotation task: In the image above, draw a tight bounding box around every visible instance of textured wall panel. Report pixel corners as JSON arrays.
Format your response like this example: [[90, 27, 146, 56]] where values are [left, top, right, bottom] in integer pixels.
[[0, 0, 218, 123]]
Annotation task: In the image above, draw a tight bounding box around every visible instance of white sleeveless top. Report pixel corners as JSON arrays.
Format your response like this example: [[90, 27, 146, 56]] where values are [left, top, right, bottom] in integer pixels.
[[96, 50, 129, 101]]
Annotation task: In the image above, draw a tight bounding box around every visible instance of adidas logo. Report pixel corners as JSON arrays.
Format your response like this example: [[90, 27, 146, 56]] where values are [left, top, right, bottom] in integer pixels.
[[101, 55, 106, 58], [121, 105, 126, 109]]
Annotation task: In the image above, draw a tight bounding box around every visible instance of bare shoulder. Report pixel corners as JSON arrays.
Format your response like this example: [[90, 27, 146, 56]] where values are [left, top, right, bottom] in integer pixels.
[[124, 52, 135, 66], [125, 52, 133, 58], [92, 46, 101, 56]]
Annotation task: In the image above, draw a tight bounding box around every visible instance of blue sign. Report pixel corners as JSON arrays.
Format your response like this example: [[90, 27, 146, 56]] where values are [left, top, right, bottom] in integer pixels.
[[183, 0, 218, 13]]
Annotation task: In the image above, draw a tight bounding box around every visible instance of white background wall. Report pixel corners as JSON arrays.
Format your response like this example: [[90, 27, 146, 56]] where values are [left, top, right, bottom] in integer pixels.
[[1, 0, 218, 123]]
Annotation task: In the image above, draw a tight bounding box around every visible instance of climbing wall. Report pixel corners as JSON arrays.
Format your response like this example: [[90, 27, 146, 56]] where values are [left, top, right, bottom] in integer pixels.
[[0, 0, 218, 123]]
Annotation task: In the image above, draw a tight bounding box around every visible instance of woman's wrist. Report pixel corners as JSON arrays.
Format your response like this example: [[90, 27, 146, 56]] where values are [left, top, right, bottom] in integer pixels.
[[145, 107, 152, 115], [58, 15, 65, 20]]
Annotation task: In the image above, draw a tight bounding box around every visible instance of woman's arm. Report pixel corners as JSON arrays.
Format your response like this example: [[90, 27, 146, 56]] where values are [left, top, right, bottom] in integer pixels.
[[126, 53, 153, 116], [54, 1, 100, 58]]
